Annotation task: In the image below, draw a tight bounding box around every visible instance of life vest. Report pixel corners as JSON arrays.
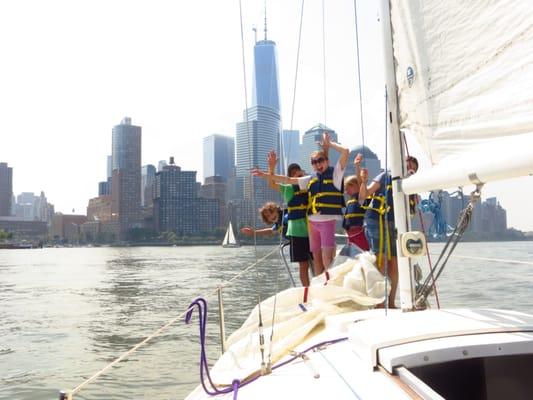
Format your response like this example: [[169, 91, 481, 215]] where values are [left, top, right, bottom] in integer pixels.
[[343, 195, 367, 230], [287, 185, 308, 221], [307, 166, 344, 216], [365, 174, 393, 221], [272, 209, 288, 238]]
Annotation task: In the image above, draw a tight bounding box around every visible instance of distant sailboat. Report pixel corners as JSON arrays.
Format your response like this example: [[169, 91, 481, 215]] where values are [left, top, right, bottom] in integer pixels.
[[222, 222, 239, 248]]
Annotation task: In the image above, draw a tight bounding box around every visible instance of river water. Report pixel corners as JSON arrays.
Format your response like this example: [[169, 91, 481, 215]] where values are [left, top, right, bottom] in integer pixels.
[[1, 242, 533, 399]]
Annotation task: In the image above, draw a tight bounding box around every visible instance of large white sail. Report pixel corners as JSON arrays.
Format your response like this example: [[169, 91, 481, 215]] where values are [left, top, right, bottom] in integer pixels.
[[222, 222, 238, 247], [390, 0, 533, 193]]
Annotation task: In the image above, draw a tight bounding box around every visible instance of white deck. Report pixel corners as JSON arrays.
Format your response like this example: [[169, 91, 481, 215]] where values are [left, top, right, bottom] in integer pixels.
[[186, 308, 533, 399]]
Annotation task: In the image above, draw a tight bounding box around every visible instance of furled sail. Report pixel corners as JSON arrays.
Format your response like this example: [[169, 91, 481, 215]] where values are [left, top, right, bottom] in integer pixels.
[[390, 0, 533, 193]]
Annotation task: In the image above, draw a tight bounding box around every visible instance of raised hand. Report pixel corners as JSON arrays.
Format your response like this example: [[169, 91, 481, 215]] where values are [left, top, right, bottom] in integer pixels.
[[360, 167, 368, 183], [354, 153, 363, 166], [267, 150, 278, 173]]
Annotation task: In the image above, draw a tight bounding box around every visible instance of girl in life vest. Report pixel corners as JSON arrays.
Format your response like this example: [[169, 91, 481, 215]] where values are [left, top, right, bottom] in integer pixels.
[[343, 153, 369, 251], [297, 133, 349, 273], [252, 133, 349, 276]]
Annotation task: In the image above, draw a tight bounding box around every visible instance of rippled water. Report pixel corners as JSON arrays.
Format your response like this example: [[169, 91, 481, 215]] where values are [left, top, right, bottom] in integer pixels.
[[1, 242, 532, 399]]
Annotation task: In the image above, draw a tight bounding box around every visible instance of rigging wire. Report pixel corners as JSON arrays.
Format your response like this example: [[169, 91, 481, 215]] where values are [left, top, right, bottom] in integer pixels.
[[321, 0, 327, 126], [402, 133, 441, 308], [353, 0, 366, 164], [238, 0, 266, 374], [383, 87, 390, 313]]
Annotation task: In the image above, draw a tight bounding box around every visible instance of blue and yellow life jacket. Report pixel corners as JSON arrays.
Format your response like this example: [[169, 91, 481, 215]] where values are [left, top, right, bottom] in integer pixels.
[[287, 185, 308, 221], [343, 194, 367, 230], [307, 166, 345, 216], [365, 174, 393, 221]]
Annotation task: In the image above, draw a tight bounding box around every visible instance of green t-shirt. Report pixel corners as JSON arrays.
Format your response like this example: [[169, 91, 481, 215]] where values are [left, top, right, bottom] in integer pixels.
[[280, 184, 308, 237]]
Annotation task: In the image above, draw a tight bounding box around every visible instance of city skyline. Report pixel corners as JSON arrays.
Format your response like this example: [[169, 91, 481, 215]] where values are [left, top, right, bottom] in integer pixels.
[[1, 1, 532, 230]]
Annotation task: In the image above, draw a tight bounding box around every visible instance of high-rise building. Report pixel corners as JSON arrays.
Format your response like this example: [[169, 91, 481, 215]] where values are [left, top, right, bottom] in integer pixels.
[[203, 134, 235, 183], [199, 175, 227, 228], [141, 164, 156, 207], [300, 124, 339, 173], [111, 117, 142, 235], [157, 160, 167, 172], [281, 130, 300, 172], [252, 34, 280, 112], [0, 162, 13, 216], [153, 157, 219, 235]]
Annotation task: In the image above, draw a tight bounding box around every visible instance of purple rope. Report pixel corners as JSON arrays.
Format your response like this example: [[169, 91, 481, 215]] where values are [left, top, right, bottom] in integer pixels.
[[185, 297, 348, 397]]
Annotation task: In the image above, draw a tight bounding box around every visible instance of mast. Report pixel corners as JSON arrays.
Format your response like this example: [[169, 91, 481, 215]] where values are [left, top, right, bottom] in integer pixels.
[[379, 0, 416, 311]]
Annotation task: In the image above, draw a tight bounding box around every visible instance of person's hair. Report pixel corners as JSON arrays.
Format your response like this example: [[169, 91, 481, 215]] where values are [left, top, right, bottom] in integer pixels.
[[344, 175, 360, 188], [406, 156, 419, 170], [259, 202, 281, 224], [310, 150, 328, 161], [287, 163, 302, 177]]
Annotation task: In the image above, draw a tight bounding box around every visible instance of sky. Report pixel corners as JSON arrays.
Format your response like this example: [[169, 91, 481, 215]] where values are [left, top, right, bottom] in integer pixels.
[[1, 0, 532, 231]]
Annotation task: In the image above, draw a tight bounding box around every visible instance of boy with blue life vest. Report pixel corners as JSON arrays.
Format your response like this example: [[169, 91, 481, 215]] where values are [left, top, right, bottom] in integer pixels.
[[251, 150, 315, 286], [255, 133, 349, 275], [359, 156, 419, 308], [343, 153, 370, 251]]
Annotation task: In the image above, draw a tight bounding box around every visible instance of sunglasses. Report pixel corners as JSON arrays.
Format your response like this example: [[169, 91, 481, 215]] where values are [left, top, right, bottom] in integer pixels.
[[311, 157, 326, 165]]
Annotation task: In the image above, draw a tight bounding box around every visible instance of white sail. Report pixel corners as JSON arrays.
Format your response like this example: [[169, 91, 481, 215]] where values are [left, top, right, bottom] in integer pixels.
[[222, 222, 238, 247], [390, 0, 533, 193]]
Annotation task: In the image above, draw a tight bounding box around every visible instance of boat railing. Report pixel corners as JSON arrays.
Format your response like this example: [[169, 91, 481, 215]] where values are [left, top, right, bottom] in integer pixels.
[[59, 245, 281, 400]]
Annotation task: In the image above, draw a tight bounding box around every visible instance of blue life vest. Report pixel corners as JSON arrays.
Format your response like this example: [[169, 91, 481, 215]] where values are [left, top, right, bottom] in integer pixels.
[[272, 209, 288, 238], [287, 185, 308, 221], [343, 194, 367, 230], [307, 166, 345, 216], [366, 172, 394, 221]]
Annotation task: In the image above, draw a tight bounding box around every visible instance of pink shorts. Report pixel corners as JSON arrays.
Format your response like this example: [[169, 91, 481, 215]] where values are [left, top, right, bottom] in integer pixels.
[[309, 220, 336, 253]]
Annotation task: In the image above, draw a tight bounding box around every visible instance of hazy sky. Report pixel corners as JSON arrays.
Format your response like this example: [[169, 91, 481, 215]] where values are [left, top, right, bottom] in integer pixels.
[[1, 0, 532, 230]]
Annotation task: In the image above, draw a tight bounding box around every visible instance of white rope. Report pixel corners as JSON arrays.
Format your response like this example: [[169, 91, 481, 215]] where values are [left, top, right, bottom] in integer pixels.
[[321, 0, 327, 126], [66, 246, 279, 399]]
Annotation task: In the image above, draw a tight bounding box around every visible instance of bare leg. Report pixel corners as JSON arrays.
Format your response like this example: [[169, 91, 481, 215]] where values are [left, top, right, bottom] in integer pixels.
[[312, 250, 324, 275], [298, 260, 310, 287], [321, 246, 335, 270]]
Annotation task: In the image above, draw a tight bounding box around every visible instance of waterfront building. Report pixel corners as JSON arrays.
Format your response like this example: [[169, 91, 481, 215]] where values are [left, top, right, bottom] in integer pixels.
[[281, 130, 300, 172], [87, 195, 112, 222], [111, 117, 142, 236], [0, 217, 48, 239], [199, 175, 227, 228], [300, 124, 339, 173], [0, 162, 13, 216], [203, 134, 235, 183], [50, 213, 87, 241], [153, 157, 219, 235], [141, 164, 156, 207]]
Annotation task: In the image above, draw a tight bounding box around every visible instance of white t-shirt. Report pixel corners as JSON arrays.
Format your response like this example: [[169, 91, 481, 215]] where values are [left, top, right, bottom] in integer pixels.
[[298, 160, 345, 221]]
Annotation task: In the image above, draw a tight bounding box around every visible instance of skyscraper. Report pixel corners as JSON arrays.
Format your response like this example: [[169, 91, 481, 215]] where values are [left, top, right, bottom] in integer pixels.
[[281, 129, 300, 172], [111, 117, 142, 235], [203, 134, 235, 182], [0, 162, 13, 216], [235, 24, 281, 221], [141, 164, 156, 207]]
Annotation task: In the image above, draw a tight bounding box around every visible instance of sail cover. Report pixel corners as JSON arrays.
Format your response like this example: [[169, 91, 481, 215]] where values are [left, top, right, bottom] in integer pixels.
[[390, 0, 533, 193]]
